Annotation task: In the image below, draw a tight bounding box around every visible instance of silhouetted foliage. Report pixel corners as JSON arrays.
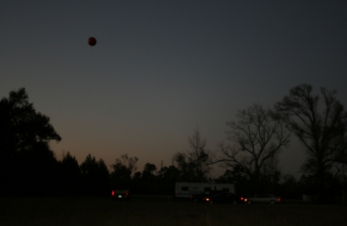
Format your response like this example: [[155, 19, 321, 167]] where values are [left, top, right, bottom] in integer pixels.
[[275, 84, 347, 201], [5, 87, 345, 199], [110, 154, 138, 189], [16, 142, 59, 195], [133, 163, 158, 194], [159, 165, 180, 182], [80, 154, 110, 196], [174, 128, 212, 182], [0, 88, 61, 195], [142, 163, 157, 179], [58, 152, 82, 195], [157, 165, 180, 195]]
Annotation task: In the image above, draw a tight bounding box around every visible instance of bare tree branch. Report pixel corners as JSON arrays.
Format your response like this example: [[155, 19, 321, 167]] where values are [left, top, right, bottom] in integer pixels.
[[216, 104, 290, 186]]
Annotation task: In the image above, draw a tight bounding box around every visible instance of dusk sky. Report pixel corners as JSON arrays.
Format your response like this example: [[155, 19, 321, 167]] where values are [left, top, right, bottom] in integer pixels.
[[1, 1, 346, 178]]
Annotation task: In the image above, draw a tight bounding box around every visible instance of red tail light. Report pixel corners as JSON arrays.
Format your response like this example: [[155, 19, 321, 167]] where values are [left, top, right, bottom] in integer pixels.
[[126, 190, 129, 196], [111, 190, 115, 196], [278, 198, 281, 202]]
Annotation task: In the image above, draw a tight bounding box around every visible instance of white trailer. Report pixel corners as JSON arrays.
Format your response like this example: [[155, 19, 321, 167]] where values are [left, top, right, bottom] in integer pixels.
[[175, 182, 235, 198]]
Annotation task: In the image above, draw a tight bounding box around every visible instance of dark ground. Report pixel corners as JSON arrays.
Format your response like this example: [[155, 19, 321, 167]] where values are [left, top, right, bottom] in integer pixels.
[[0, 196, 346, 226]]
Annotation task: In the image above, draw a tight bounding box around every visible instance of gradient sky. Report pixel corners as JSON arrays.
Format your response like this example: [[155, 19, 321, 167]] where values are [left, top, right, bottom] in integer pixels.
[[1, 1, 346, 178]]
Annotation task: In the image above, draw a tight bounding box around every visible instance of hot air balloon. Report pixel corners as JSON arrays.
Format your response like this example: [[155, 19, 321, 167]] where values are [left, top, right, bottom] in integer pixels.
[[88, 37, 97, 46]]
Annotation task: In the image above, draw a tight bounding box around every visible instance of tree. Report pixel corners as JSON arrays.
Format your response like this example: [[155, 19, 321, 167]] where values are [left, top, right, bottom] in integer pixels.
[[158, 165, 180, 182], [80, 154, 110, 195], [158, 165, 180, 195], [0, 88, 61, 153], [275, 84, 347, 200], [0, 88, 61, 195], [216, 104, 290, 193], [174, 128, 212, 182], [139, 163, 158, 194], [142, 163, 157, 181], [59, 152, 82, 195], [110, 154, 138, 187], [111, 154, 138, 176], [16, 141, 59, 195]]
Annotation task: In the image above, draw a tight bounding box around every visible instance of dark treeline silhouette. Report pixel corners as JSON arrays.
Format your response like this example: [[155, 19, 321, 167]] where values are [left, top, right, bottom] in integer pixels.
[[1, 87, 346, 202], [0, 88, 193, 196]]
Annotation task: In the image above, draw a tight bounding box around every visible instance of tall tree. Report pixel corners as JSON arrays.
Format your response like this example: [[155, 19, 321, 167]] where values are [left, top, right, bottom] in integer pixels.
[[215, 104, 290, 193], [174, 128, 211, 182], [275, 84, 347, 200], [59, 152, 82, 195], [0, 88, 61, 195], [139, 163, 158, 194], [110, 154, 138, 187], [142, 163, 157, 181], [80, 154, 110, 195], [0, 88, 61, 154], [158, 165, 180, 183], [157, 165, 180, 195]]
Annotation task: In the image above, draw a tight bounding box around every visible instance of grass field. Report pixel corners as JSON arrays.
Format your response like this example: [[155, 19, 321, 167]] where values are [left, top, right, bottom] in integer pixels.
[[1, 196, 346, 226]]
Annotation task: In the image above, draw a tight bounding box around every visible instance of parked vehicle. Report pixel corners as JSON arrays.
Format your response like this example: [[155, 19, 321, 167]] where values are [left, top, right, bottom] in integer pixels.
[[111, 189, 131, 200], [191, 190, 222, 202], [208, 192, 246, 204], [175, 182, 235, 199], [245, 194, 281, 204]]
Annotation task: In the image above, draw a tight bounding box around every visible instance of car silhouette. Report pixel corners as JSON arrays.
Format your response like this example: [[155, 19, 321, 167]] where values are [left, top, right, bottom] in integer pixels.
[[207, 192, 246, 204], [244, 194, 281, 204], [111, 189, 131, 200]]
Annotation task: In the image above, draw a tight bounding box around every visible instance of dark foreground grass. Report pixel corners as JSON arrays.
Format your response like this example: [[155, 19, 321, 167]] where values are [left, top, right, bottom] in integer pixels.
[[1, 196, 346, 226]]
